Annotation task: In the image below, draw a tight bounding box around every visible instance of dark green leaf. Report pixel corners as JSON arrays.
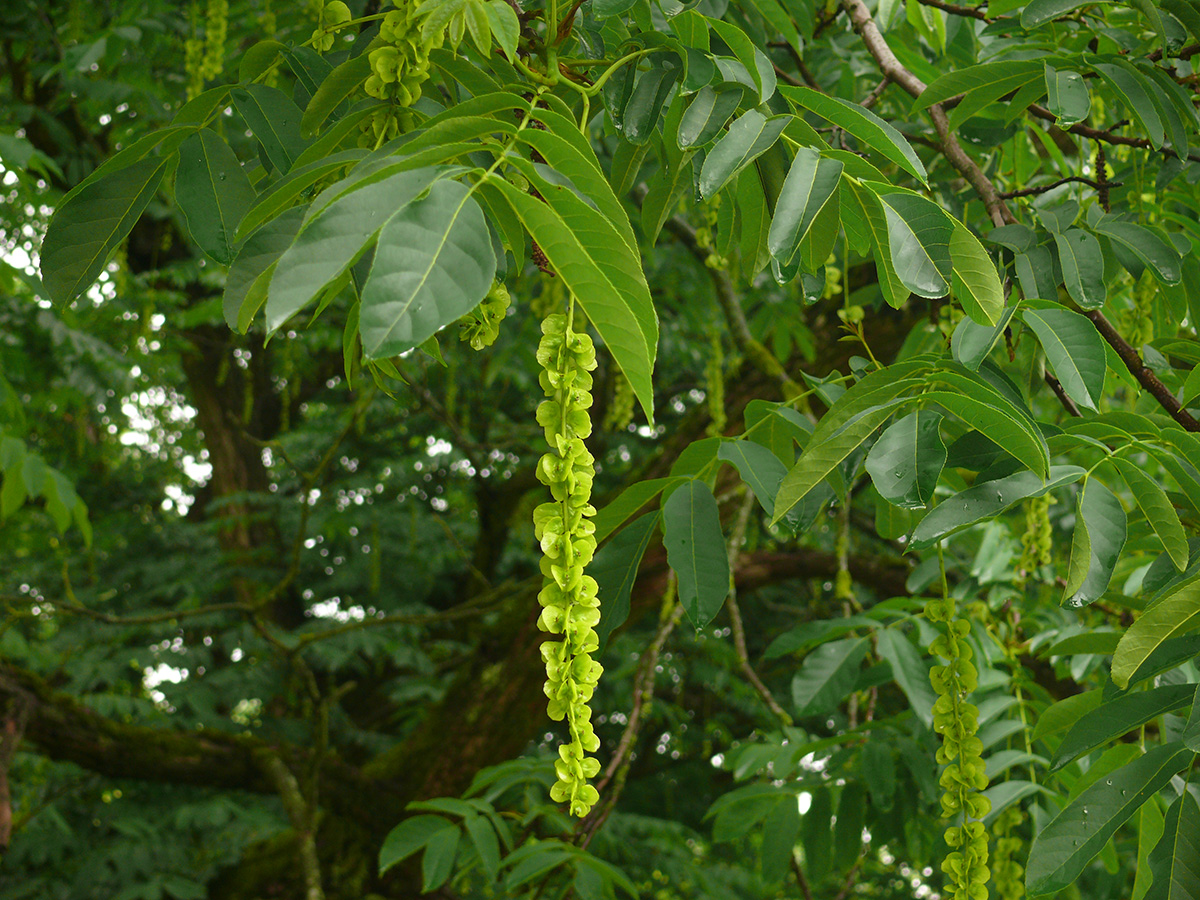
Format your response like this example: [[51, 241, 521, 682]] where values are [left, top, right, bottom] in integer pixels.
[[223, 206, 306, 331], [1045, 64, 1090, 126], [1112, 578, 1200, 688], [679, 85, 745, 149], [1110, 457, 1189, 572], [699, 109, 789, 198], [875, 628, 937, 728], [1023, 308, 1106, 411], [175, 130, 257, 265], [1093, 219, 1182, 285], [1053, 228, 1107, 309], [593, 512, 659, 649], [718, 441, 788, 516], [301, 54, 372, 138], [231, 85, 308, 173], [864, 410, 945, 509], [379, 815, 456, 875], [1146, 790, 1200, 900], [663, 480, 730, 628], [792, 637, 870, 716], [767, 148, 843, 267], [1051, 684, 1197, 772]]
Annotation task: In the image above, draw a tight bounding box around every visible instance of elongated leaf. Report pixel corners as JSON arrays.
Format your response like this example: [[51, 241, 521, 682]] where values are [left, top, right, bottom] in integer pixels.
[[1094, 62, 1165, 150], [1021, 0, 1088, 25], [40, 155, 167, 305], [422, 825, 460, 892], [1051, 684, 1197, 772], [231, 85, 308, 173], [952, 305, 1018, 371], [679, 85, 744, 149], [1053, 228, 1107, 309], [846, 179, 907, 307], [1112, 578, 1200, 688], [767, 148, 843, 266], [921, 389, 1049, 477], [1023, 308, 1106, 411], [265, 167, 442, 332], [910, 466, 1085, 549], [870, 184, 952, 297], [359, 179, 495, 359], [699, 109, 789, 198], [175, 130, 257, 265], [462, 813, 500, 883], [1146, 790, 1200, 900], [876, 628, 937, 727], [865, 410, 945, 509], [623, 65, 679, 145], [718, 441, 788, 516], [1026, 743, 1194, 895], [1183, 685, 1200, 753], [1110, 457, 1189, 572], [950, 221, 1004, 326], [780, 85, 926, 183], [301, 53, 371, 138], [223, 206, 306, 331], [772, 401, 905, 525], [708, 18, 776, 102], [663, 480, 730, 628], [912, 60, 1044, 113], [593, 477, 677, 543], [792, 637, 870, 716], [236, 148, 366, 241], [379, 815, 456, 875], [593, 512, 659, 648], [1062, 478, 1126, 608], [489, 176, 658, 422], [1093, 219, 1182, 285], [760, 793, 801, 883], [1045, 64, 1090, 126], [1134, 797, 1167, 900]]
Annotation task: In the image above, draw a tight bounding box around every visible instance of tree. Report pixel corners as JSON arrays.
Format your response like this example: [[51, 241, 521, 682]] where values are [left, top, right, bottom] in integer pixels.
[[2, 0, 1200, 897]]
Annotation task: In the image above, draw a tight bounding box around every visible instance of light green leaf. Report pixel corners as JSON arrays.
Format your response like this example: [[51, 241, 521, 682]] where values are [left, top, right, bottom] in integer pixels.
[[951, 305, 1018, 371], [1093, 218, 1182, 285], [359, 179, 495, 359], [707, 18, 776, 102], [1051, 684, 1197, 772], [1023, 308, 1106, 411], [301, 54, 371, 138], [485, 0, 519, 60], [265, 167, 443, 332], [1026, 743, 1194, 895], [869, 184, 952, 297], [910, 466, 1085, 548], [864, 410, 945, 509], [1110, 457, 1189, 572], [912, 60, 1043, 113], [235, 148, 366, 242], [1183, 685, 1200, 753], [875, 628, 938, 727], [699, 109, 789, 198], [767, 148, 843, 267], [231, 85, 308, 173], [40, 155, 167, 305], [175, 130, 257, 265], [1045, 64, 1090, 126], [1112, 578, 1200, 688], [845, 179, 907, 307], [1133, 797, 1166, 900], [1145, 790, 1200, 900], [1033, 689, 1102, 742], [921, 389, 1049, 478], [238, 39, 286, 82], [223, 206, 306, 331], [488, 175, 658, 422], [663, 480, 730, 628], [1053, 228, 1107, 309], [950, 221, 1004, 326], [792, 637, 870, 716], [779, 85, 926, 184]]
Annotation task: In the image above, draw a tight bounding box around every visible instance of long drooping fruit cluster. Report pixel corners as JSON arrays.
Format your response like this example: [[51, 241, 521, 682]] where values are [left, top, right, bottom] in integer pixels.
[[1016, 494, 1052, 584], [533, 310, 603, 817], [926, 594, 991, 900], [990, 805, 1025, 900], [603, 369, 634, 432]]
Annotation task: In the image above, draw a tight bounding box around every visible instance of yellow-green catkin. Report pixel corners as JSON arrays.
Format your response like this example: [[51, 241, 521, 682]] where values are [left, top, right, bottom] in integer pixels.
[[200, 0, 228, 82], [184, 2, 205, 101], [705, 331, 726, 437], [603, 368, 634, 432], [991, 805, 1025, 900], [458, 281, 510, 350], [926, 594, 991, 900], [533, 309, 603, 817], [1016, 494, 1052, 585]]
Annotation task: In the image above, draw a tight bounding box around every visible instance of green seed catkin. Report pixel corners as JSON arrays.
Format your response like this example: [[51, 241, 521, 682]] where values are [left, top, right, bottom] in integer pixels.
[[603, 368, 634, 433], [458, 281, 510, 350], [533, 310, 603, 817]]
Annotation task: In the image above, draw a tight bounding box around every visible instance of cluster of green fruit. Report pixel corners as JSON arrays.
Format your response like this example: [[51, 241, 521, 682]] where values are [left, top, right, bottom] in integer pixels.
[[1017, 494, 1053, 583], [533, 312, 604, 817], [458, 281, 510, 351], [926, 595, 991, 900]]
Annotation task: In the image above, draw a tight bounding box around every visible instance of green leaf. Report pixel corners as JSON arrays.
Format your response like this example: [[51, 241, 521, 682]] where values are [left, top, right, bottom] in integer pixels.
[[1093, 219, 1182, 285], [869, 184, 952, 298], [707, 18, 776, 102], [40, 155, 167, 305], [801, 787, 833, 881], [1053, 228, 1107, 310], [864, 410, 945, 509], [1183, 685, 1200, 753], [238, 39, 286, 82], [623, 65, 679, 145], [920, 388, 1049, 478], [301, 54, 371, 138], [875, 628, 937, 727], [912, 60, 1044, 113], [1133, 797, 1166, 900], [593, 512, 659, 649], [1051, 684, 1197, 772], [950, 221, 1005, 326], [1026, 743, 1194, 895], [1094, 61, 1165, 150], [780, 85, 926, 184], [952, 305, 1018, 371], [359, 179, 495, 359], [718, 441, 788, 517], [1146, 790, 1200, 900], [1062, 478, 1126, 608], [1020, 0, 1088, 25], [833, 781, 867, 869], [265, 167, 443, 332], [846, 179, 908, 307], [488, 175, 658, 423], [223, 206, 306, 331], [462, 813, 501, 883], [1023, 308, 1106, 411], [760, 795, 801, 883], [1112, 578, 1200, 688], [485, 0, 519, 60], [592, 477, 677, 543], [910, 466, 1085, 548], [379, 815, 456, 875], [767, 148, 843, 267], [679, 85, 745, 149], [1110, 457, 1190, 572], [231, 85, 308, 174], [175, 130, 257, 265], [792, 637, 870, 716], [235, 148, 366, 242], [1033, 689, 1102, 742], [699, 109, 789, 198], [422, 823, 460, 892], [1045, 64, 1090, 126], [663, 480, 730, 628]]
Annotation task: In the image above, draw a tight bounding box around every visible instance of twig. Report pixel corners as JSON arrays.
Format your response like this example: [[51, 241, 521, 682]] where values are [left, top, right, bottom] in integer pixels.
[[862, 77, 890, 109], [792, 855, 816, 900], [1044, 373, 1082, 417], [257, 752, 325, 900], [999, 175, 1120, 199], [914, 0, 989, 19]]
